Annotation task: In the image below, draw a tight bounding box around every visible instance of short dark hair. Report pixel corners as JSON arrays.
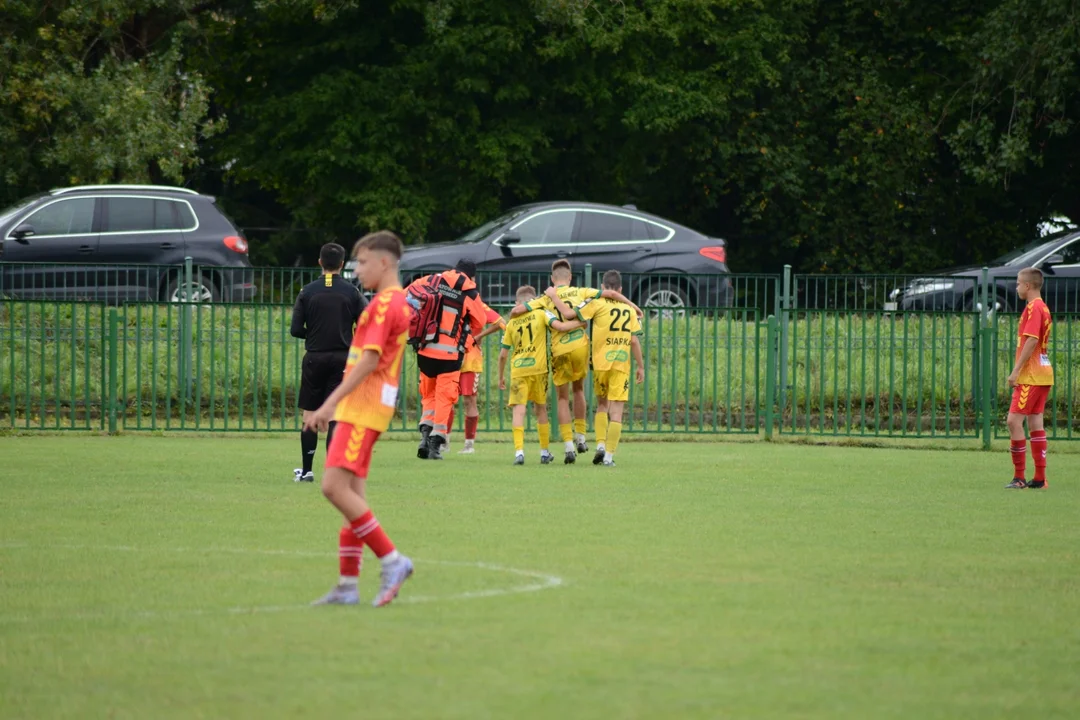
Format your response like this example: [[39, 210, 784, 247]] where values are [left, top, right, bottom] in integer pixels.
[[353, 231, 403, 259], [455, 258, 477, 278], [319, 243, 346, 271], [602, 269, 622, 290], [551, 259, 572, 277], [1019, 267, 1044, 290]]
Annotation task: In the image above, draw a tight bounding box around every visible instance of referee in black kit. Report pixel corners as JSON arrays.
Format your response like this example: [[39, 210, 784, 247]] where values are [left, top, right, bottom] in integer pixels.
[[290, 242, 365, 482]]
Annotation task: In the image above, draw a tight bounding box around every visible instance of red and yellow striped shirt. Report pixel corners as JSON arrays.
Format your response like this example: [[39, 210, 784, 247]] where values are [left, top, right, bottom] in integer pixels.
[[333, 287, 411, 431], [1016, 298, 1054, 386], [461, 302, 502, 373]]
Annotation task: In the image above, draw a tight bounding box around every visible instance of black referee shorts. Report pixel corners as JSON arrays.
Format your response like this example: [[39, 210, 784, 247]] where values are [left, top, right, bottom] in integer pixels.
[[298, 350, 349, 411]]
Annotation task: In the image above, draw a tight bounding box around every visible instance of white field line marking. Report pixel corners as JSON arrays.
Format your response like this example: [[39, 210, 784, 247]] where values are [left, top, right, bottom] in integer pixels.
[[0, 543, 564, 623]]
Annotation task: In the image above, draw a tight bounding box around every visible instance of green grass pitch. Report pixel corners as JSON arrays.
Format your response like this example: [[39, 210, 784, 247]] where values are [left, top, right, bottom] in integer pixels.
[[1, 435, 1078, 719]]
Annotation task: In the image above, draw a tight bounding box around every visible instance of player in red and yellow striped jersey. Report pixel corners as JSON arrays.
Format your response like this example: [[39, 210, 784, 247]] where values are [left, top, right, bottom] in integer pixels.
[[303, 231, 414, 607], [455, 302, 504, 454], [1005, 267, 1054, 489]]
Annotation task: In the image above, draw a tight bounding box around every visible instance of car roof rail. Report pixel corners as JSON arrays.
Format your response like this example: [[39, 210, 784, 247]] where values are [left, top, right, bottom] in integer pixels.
[[50, 184, 200, 196], [622, 203, 638, 210]]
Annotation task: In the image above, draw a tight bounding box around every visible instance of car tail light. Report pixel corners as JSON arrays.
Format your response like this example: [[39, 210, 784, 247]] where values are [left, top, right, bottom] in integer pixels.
[[224, 235, 248, 253], [699, 246, 726, 263]]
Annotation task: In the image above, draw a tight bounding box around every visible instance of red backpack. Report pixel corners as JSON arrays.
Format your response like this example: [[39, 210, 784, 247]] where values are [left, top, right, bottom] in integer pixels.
[[405, 273, 469, 350]]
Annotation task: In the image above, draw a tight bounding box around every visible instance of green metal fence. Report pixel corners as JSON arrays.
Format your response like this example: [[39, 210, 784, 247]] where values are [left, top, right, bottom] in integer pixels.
[[778, 310, 984, 439], [6, 260, 1080, 314], [2, 264, 1079, 443], [0, 299, 764, 435]]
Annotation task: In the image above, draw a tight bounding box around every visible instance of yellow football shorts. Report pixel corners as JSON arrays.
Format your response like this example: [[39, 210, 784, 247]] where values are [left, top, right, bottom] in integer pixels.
[[508, 374, 549, 406], [593, 369, 630, 402], [552, 346, 589, 387]]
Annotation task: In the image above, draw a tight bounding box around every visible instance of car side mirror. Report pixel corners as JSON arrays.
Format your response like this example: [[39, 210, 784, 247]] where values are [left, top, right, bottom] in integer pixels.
[[1044, 253, 1064, 267], [497, 230, 521, 246], [11, 223, 35, 243]]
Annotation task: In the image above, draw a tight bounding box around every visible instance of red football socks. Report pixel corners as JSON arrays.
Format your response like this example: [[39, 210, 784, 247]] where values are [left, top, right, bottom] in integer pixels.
[[465, 415, 478, 440], [350, 511, 395, 558], [1030, 430, 1048, 482], [1010, 439, 1027, 479], [339, 526, 363, 577]]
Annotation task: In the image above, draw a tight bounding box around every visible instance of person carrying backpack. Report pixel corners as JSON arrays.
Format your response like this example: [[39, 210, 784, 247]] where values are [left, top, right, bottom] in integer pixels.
[[406, 259, 495, 460]]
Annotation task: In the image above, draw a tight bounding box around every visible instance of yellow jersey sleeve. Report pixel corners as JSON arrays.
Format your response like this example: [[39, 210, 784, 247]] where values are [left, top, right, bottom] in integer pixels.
[[574, 287, 602, 304], [526, 295, 553, 313], [574, 297, 601, 322]]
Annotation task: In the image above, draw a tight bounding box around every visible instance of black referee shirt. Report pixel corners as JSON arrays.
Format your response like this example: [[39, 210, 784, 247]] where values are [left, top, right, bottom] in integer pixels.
[[290, 274, 365, 352]]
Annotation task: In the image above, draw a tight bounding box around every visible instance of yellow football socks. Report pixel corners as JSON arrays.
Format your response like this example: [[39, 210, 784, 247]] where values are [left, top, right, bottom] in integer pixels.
[[608, 421, 623, 454], [538, 423, 551, 451], [559, 423, 573, 443], [513, 427, 525, 452], [594, 412, 608, 446]]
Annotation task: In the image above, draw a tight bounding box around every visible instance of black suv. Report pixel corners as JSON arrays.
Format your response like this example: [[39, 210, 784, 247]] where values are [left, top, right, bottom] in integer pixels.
[[345, 201, 734, 309], [0, 185, 256, 302]]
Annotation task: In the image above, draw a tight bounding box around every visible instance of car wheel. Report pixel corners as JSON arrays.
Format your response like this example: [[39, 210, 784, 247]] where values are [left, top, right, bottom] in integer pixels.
[[640, 281, 690, 318], [963, 291, 1009, 320], [165, 273, 220, 303]]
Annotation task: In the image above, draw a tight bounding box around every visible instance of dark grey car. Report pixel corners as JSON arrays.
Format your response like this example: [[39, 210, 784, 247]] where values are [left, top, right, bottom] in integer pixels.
[[892, 231, 1080, 314], [346, 201, 734, 309], [0, 185, 256, 302]]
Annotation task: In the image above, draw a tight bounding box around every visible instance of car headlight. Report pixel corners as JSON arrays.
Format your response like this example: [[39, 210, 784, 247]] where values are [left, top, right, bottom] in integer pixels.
[[906, 280, 954, 295]]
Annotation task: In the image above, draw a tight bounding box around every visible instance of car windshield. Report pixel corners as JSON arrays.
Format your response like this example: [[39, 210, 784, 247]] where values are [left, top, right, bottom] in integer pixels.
[[993, 232, 1074, 266], [0, 195, 41, 228], [452, 208, 528, 243]]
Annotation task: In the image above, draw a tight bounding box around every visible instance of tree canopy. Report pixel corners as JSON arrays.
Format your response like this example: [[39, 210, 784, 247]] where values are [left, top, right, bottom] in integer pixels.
[[2, 0, 1078, 272]]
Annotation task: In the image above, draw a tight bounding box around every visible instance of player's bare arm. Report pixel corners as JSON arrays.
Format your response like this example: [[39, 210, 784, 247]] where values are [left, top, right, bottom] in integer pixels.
[[550, 318, 585, 333], [600, 288, 643, 317], [547, 290, 576, 320], [509, 303, 530, 318], [1007, 335, 1040, 387], [304, 349, 380, 432], [498, 347, 509, 390], [631, 335, 645, 383], [475, 318, 506, 340]]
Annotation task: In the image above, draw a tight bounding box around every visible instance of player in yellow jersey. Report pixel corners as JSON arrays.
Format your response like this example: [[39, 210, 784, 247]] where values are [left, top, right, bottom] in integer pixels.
[[499, 285, 580, 465], [550, 270, 644, 467], [509, 259, 640, 463]]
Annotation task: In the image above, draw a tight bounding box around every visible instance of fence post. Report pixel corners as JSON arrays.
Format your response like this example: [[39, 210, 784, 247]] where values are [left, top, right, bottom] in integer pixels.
[[183, 256, 194, 403], [764, 314, 778, 440], [779, 265, 791, 411], [979, 266, 993, 450], [980, 324, 993, 450], [584, 263, 592, 289], [108, 308, 118, 434]]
